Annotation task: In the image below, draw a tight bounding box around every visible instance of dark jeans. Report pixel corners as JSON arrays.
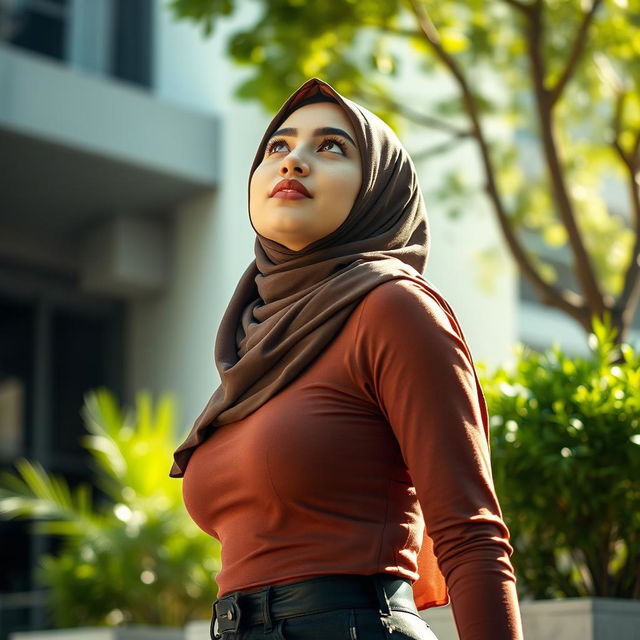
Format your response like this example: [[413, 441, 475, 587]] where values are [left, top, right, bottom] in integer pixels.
[[210, 574, 439, 640]]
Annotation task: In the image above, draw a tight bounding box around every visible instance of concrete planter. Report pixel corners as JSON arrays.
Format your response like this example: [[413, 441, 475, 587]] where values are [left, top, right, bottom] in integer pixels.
[[10, 626, 183, 640], [184, 622, 208, 640], [422, 597, 640, 640]]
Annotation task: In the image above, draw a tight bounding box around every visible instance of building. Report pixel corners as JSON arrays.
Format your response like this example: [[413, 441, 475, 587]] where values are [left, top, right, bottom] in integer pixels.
[[0, 0, 267, 635]]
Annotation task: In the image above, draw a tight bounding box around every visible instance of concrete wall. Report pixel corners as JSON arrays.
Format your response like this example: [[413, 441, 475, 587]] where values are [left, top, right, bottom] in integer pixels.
[[128, 1, 270, 438]]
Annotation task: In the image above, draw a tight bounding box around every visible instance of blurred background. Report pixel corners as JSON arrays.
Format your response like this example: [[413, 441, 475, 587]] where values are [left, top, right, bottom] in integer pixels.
[[0, 0, 639, 638]]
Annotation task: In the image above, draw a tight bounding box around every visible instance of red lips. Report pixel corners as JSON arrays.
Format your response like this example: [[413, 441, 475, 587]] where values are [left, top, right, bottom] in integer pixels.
[[270, 179, 312, 198]]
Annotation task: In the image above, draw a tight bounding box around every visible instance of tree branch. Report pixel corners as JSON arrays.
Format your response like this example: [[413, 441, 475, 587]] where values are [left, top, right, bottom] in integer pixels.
[[526, 0, 606, 315], [354, 86, 471, 138], [610, 91, 640, 327], [410, 138, 467, 163], [612, 92, 632, 167], [548, 0, 604, 107], [405, 0, 587, 325], [377, 25, 423, 39], [500, 0, 536, 15]]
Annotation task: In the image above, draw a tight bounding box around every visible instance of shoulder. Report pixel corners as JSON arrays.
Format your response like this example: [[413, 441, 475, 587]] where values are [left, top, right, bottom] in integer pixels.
[[359, 277, 457, 338], [351, 277, 481, 407]]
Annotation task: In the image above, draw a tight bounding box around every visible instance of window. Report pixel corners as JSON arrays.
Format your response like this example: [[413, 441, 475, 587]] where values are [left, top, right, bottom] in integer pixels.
[[0, 0, 152, 88], [111, 0, 152, 87], [1, 0, 69, 60], [0, 298, 32, 462], [0, 274, 124, 638]]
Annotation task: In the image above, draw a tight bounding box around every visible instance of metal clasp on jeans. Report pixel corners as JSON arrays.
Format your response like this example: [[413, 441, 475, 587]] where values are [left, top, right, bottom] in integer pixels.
[[210, 601, 220, 639], [210, 612, 220, 640], [212, 593, 242, 637]]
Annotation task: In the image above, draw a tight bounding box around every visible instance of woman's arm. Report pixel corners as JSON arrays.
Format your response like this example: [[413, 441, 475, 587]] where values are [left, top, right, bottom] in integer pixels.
[[353, 278, 524, 640]]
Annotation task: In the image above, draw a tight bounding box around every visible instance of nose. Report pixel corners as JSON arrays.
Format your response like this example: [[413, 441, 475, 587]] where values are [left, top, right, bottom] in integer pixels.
[[278, 149, 310, 177]]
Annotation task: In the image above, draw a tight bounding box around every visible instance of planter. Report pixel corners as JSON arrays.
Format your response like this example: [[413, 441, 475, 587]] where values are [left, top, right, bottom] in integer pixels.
[[184, 622, 208, 640], [421, 597, 640, 640], [9, 626, 183, 640], [21, 599, 639, 640]]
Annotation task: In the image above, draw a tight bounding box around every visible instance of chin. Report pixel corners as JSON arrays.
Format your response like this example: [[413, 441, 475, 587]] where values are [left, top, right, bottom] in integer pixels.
[[278, 235, 314, 249], [274, 230, 317, 250]]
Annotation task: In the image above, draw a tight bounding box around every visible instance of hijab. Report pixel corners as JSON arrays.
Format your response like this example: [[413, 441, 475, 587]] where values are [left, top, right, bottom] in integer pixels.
[[169, 76, 472, 608], [169, 77, 432, 478]]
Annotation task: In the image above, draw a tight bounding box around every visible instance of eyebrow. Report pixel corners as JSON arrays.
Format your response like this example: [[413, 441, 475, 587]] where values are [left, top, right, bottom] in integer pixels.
[[268, 127, 358, 149]]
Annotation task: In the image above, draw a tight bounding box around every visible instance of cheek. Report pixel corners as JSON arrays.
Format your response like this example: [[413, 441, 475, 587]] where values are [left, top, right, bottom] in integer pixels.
[[248, 171, 267, 214], [328, 170, 361, 208]]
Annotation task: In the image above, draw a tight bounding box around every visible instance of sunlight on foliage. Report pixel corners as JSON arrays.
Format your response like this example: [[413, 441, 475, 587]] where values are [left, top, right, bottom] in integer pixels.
[[542, 223, 568, 248], [440, 27, 469, 54], [478, 314, 640, 599], [0, 388, 219, 628], [471, 245, 508, 296]]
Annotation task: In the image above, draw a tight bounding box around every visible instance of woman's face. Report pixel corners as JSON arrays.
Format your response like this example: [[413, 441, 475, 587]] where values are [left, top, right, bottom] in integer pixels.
[[249, 102, 362, 252]]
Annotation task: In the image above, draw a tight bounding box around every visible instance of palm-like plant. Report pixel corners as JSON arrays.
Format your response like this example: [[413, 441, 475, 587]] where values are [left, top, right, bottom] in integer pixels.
[[0, 388, 220, 628]]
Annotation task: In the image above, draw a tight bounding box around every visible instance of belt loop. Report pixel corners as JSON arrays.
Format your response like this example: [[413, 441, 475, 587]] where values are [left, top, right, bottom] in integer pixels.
[[262, 585, 274, 632], [372, 574, 391, 617]]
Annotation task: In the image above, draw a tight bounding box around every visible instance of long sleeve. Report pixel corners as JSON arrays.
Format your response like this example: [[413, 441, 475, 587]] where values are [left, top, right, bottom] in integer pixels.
[[353, 278, 524, 640]]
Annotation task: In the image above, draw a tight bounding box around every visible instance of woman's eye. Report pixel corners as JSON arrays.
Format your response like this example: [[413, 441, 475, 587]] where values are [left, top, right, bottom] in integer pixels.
[[318, 138, 346, 155], [267, 139, 288, 154]]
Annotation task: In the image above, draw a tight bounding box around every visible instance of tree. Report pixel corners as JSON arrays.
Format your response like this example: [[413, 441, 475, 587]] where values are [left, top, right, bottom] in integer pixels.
[[166, 0, 640, 345]]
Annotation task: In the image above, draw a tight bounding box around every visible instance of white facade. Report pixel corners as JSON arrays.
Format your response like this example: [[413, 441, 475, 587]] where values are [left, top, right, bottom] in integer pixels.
[[129, 1, 271, 435]]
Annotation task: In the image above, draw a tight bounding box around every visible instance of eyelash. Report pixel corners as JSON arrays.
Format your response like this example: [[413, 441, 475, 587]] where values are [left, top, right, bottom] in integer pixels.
[[265, 136, 348, 156]]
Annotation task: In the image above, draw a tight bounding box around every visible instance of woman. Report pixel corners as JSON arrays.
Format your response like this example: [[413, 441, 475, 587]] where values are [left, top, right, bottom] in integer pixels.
[[171, 77, 524, 640]]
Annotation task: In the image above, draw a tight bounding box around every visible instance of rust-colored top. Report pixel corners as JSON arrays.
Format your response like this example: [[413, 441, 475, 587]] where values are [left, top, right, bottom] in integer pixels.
[[182, 279, 523, 639]]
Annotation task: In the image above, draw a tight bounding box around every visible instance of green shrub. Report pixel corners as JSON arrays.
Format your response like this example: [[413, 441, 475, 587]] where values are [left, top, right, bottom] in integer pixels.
[[0, 389, 220, 627], [478, 313, 640, 600]]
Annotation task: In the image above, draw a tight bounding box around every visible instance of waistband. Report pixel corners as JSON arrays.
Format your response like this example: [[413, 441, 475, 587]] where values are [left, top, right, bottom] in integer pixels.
[[211, 573, 418, 638]]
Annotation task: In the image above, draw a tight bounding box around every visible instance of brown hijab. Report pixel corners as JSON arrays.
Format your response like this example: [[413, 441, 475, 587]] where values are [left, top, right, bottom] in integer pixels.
[[169, 77, 432, 479]]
